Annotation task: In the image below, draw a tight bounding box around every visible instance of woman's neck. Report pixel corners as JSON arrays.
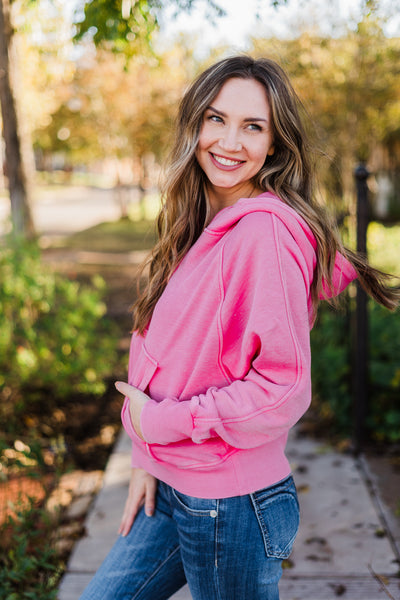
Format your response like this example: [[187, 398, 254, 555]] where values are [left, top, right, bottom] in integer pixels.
[[207, 183, 261, 218]]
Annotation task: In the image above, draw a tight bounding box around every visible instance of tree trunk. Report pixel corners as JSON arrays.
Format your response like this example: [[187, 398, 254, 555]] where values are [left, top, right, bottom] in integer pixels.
[[0, 0, 35, 238]]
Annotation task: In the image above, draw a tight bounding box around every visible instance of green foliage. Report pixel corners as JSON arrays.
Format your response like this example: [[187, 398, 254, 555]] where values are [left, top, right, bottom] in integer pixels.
[[311, 301, 400, 442], [368, 303, 400, 442], [310, 304, 352, 434], [251, 22, 400, 209], [0, 237, 121, 594], [74, 0, 158, 59], [0, 239, 118, 423], [0, 499, 61, 600], [73, 0, 225, 57]]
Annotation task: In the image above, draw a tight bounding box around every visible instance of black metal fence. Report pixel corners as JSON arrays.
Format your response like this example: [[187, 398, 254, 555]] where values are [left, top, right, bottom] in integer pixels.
[[353, 164, 369, 454]]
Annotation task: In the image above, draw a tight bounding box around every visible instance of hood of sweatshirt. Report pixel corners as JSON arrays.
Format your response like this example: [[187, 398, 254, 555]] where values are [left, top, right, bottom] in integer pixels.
[[205, 192, 357, 298]]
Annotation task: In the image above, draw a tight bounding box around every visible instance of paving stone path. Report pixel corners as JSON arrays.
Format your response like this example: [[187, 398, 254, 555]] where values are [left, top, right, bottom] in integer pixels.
[[59, 429, 400, 600]]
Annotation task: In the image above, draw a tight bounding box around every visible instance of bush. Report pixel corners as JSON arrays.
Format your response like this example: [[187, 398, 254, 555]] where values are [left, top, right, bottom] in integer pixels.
[[0, 239, 119, 429], [0, 238, 121, 594], [310, 300, 400, 442], [0, 498, 62, 600], [310, 303, 352, 435], [0, 435, 64, 599]]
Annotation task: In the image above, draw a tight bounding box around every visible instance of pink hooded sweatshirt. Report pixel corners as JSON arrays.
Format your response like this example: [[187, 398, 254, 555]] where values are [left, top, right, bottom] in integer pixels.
[[121, 193, 357, 498]]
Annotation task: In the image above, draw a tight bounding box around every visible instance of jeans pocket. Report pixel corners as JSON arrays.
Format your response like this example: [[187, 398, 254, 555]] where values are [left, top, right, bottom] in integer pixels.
[[250, 476, 300, 559], [171, 488, 218, 516]]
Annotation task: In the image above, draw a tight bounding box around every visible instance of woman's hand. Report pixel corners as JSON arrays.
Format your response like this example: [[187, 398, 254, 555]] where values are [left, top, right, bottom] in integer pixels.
[[115, 381, 150, 440], [118, 468, 158, 536]]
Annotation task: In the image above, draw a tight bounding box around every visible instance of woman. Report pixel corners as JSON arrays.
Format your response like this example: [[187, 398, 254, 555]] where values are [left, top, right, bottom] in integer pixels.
[[80, 55, 399, 600]]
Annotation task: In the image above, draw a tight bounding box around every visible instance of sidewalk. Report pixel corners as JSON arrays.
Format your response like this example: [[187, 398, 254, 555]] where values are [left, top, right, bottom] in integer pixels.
[[58, 428, 400, 600]]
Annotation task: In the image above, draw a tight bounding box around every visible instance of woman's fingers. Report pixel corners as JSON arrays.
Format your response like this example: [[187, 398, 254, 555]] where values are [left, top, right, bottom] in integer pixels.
[[118, 496, 139, 537], [115, 381, 135, 397], [115, 381, 150, 439], [118, 469, 158, 536], [144, 474, 157, 517], [118, 483, 141, 536]]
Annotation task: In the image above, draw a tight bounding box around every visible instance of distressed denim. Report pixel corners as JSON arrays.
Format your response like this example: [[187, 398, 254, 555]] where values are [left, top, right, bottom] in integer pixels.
[[79, 475, 299, 600]]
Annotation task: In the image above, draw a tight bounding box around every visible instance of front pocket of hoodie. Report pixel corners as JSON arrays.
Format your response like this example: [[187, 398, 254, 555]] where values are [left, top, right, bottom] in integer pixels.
[[122, 345, 236, 470], [129, 344, 159, 391], [146, 437, 237, 471]]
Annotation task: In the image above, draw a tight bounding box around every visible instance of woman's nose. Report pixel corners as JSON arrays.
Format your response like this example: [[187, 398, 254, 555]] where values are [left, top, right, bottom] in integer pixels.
[[218, 128, 242, 152]]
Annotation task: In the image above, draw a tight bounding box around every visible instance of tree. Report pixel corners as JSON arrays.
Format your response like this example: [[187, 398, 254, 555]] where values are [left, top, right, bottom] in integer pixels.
[[34, 41, 200, 218], [73, 0, 225, 58], [251, 18, 400, 218], [0, 0, 34, 238], [0, 0, 224, 238]]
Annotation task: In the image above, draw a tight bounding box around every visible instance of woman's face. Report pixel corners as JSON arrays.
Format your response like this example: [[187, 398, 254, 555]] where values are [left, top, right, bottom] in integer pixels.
[[196, 77, 274, 203]]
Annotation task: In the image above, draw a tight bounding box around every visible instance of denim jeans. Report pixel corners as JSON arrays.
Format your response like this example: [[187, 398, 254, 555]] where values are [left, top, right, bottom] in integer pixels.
[[79, 475, 299, 600]]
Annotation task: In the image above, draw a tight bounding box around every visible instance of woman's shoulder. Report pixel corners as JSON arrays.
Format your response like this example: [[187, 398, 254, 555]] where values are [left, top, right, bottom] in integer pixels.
[[208, 193, 313, 240], [225, 196, 315, 252]]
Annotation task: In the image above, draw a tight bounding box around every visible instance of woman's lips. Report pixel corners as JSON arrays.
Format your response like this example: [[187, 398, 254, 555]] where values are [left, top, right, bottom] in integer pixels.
[[210, 153, 245, 170]]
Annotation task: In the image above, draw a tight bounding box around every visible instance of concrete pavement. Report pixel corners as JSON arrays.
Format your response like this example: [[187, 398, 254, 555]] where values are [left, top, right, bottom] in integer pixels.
[[0, 186, 123, 239], [58, 428, 400, 600]]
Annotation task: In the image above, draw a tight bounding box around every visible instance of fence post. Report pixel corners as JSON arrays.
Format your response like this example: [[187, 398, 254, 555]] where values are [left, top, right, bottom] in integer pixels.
[[353, 164, 369, 454]]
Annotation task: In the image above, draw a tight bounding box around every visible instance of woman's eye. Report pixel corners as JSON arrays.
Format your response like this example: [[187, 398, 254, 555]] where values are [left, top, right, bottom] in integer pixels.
[[247, 123, 262, 131], [208, 115, 223, 123]]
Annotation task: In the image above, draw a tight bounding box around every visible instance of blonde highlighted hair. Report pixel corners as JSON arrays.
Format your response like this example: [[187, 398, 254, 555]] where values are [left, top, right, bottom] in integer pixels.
[[133, 55, 399, 333]]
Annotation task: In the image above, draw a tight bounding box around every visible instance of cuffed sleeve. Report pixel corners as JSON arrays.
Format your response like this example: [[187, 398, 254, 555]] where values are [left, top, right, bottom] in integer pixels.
[[140, 397, 194, 444]]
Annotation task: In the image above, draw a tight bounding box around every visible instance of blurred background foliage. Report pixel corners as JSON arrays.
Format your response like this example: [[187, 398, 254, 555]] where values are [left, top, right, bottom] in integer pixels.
[[311, 301, 400, 443], [310, 221, 400, 444], [0, 238, 118, 420]]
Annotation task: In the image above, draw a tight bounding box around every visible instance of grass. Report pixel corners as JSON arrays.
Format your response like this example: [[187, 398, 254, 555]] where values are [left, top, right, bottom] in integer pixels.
[[367, 222, 400, 276], [55, 218, 157, 253]]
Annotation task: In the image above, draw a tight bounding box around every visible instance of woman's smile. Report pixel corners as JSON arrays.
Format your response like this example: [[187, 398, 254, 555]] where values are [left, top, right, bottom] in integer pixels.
[[210, 152, 245, 169]]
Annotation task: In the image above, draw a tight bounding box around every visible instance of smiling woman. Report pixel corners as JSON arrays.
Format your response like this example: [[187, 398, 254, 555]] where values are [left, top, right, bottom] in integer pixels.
[[79, 55, 400, 600]]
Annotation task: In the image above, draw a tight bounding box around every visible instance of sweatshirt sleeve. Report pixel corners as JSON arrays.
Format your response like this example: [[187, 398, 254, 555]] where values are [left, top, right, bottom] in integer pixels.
[[320, 251, 357, 299], [140, 213, 313, 449]]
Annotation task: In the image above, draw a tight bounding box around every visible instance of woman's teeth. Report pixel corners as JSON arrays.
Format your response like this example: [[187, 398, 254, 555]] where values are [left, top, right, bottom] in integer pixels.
[[212, 154, 243, 166]]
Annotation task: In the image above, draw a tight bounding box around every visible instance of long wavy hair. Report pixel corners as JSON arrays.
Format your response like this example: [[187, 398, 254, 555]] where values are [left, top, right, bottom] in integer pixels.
[[132, 55, 399, 333]]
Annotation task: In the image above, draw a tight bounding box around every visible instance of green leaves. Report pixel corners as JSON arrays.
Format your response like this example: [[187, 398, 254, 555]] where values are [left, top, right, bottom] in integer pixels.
[[73, 0, 225, 57], [311, 300, 400, 442], [74, 0, 159, 57], [0, 237, 119, 413], [0, 499, 61, 600]]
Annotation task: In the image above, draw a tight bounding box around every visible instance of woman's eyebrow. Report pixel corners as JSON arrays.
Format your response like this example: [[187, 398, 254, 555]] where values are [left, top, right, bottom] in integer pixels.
[[206, 106, 268, 123], [206, 106, 226, 116]]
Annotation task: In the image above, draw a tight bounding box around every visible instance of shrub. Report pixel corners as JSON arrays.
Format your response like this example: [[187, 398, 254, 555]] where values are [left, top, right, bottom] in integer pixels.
[[0, 498, 62, 600], [0, 239, 119, 429], [310, 300, 400, 442], [310, 304, 352, 434]]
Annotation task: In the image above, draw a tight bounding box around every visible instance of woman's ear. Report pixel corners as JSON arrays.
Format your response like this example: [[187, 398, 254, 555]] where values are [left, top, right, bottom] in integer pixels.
[[267, 145, 275, 156]]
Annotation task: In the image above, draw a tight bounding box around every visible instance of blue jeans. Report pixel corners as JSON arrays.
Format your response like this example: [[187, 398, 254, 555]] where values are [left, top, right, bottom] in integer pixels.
[[79, 475, 299, 600]]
